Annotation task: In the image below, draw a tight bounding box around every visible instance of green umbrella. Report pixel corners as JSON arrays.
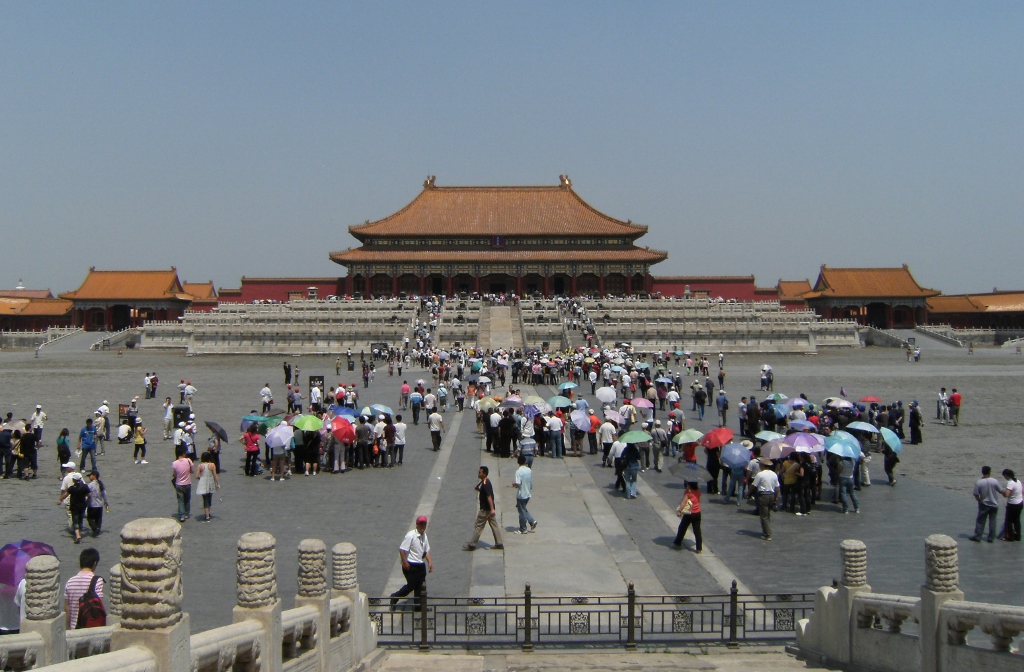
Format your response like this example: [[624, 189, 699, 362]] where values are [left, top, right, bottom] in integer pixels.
[[672, 428, 705, 444], [547, 396, 573, 409], [292, 415, 324, 431], [619, 430, 653, 444]]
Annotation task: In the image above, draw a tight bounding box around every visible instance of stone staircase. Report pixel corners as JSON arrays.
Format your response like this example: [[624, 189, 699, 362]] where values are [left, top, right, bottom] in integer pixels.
[[485, 305, 515, 351], [509, 303, 525, 350]]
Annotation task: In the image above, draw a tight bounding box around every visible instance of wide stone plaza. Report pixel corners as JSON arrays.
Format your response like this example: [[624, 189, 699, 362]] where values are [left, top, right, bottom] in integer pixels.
[[1, 341, 1022, 641]]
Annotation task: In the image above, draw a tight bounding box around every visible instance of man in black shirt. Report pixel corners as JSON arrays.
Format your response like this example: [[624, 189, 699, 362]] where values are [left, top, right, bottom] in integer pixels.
[[463, 466, 504, 551]]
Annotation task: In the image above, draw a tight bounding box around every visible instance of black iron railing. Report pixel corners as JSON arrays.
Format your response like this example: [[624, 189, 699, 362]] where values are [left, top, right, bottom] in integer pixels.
[[367, 581, 815, 650]]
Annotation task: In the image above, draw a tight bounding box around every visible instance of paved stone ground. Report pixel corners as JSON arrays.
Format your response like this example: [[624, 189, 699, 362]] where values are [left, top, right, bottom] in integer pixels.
[[0, 345, 1022, 636], [372, 648, 839, 671]]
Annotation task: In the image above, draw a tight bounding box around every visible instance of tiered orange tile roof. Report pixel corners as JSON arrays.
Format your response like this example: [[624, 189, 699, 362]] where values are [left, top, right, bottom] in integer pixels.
[[928, 292, 1024, 314], [777, 280, 812, 301], [347, 180, 650, 240], [330, 248, 667, 264], [182, 282, 217, 300], [0, 297, 72, 316], [804, 265, 939, 299], [0, 289, 54, 299], [61, 269, 191, 302]]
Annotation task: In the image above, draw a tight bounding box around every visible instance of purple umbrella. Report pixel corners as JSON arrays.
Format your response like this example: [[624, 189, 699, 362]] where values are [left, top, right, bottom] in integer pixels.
[[789, 419, 817, 431], [0, 541, 58, 588], [570, 410, 591, 432]]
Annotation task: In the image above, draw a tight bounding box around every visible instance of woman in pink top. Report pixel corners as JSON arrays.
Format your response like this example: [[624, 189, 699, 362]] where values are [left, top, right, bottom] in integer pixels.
[[171, 445, 195, 522]]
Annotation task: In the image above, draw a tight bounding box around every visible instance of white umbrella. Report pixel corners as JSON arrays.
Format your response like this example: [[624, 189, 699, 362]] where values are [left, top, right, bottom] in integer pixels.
[[595, 387, 617, 403], [265, 424, 294, 449]]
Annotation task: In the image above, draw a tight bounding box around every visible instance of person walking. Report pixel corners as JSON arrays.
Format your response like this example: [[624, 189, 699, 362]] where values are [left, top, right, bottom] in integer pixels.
[[838, 456, 860, 514], [1000, 469, 1022, 542], [463, 466, 504, 551], [389, 516, 433, 610], [59, 472, 91, 544], [948, 389, 961, 426], [969, 465, 1001, 543], [673, 481, 702, 553], [85, 471, 109, 536], [623, 440, 641, 499], [240, 425, 261, 477], [172, 446, 195, 523], [752, 457, 780, 541], [162, 398, 174, 440], [908, 401, 923, 445], [77, 418, 99, 473], [195, 451, 220, 521], [29, 405, 47, 446], [716, 390, 729, 428], [428, 409, 446, 452], [56, 428, 72, 471], [511, 455, 538, 534], [64, 548, 104, 630], [393, 414, 407, 466]]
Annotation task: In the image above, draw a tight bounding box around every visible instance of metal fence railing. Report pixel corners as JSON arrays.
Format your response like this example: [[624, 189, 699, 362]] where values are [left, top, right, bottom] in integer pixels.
[[367, 581, 816, 651]]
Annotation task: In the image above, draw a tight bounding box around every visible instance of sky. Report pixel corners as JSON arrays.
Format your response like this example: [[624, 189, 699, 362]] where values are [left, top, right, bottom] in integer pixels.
[[1, 2, 1022, 295]]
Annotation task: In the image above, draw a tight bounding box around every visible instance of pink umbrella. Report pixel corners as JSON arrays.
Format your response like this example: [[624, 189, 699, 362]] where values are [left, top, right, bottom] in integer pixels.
[[784, 432, 826, 452], [631, 398, 654, 409], [0, 541, 58, 588]]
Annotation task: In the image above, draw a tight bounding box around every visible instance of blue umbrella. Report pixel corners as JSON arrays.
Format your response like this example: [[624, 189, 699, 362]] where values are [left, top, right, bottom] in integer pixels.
[[330, 405, 357, 418], [558, 382, 578, 391], [668, 461, 713, 481], [610, 365, 626, 373], [831, 430, 861, 450], [826, 439, 861, 460], [880, 427, 903, 454], [846, 421, 879, 434], [370, 404, 394, 417], [771, 404, 789, 419], [719, 443, 752, 470], [789, 419, 816, 431]]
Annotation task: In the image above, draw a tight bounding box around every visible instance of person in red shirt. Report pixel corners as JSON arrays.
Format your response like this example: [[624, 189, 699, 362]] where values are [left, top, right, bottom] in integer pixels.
[[949, 389, 962, 426]]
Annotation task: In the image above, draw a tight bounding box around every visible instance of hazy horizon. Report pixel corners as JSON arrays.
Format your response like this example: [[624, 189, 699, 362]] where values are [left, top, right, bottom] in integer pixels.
[[2, 3, 1021, 296]]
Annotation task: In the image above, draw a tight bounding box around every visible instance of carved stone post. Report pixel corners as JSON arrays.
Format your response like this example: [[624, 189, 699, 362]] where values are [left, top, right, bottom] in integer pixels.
[[796, 539, 870, 665], [295, 539, 329, 672], [108, 564, 123, 625], [233, 532, 281, 672], [921, 534, 963, 672], [332, 542, 376, 663], [110, 518, 190, 672], [19, 555, 65, 665]]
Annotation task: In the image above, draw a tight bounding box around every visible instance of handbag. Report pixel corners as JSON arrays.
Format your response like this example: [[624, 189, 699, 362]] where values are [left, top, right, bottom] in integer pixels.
[[677, 498, 693, 517]]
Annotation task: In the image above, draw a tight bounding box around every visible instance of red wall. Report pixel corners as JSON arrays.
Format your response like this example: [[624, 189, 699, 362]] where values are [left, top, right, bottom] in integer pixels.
[[235, 278, 345, 303], [652, 277, 760, 301]]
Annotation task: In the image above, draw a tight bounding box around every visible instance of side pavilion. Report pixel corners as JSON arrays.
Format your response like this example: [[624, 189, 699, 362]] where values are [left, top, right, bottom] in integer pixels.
[[60, 268, 193, 331]]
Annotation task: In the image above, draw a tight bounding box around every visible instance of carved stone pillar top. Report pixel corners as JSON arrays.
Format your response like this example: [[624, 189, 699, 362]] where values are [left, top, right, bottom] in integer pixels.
[[237, 532, 278, 608], [297, 539, 327, 598], [24, 555, 61, 621], [108, 564, 123, 618], [840, 539, 867, 587], [924, 534, 958, 592], [119, 518, 183, 630], [332, 542, 358, 592]]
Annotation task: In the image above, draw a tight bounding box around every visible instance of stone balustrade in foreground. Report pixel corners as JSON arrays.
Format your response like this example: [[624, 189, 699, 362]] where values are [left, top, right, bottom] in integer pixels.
[[796, 534, 1023, 671], [0, 519, 376, 672]]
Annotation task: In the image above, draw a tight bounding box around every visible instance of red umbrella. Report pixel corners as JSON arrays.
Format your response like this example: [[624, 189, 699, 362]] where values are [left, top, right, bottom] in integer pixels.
[[859, 395, 883, 403], [700, 427, 734, 449], [329, 417, 355, 443]]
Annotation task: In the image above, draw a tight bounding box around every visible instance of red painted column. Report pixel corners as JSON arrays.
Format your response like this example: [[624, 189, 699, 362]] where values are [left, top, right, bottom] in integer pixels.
[[516, 274, 523, 296], [365, 275, 372, 298], [448, 275, 454, 298], [419, 274, 426, 296], [599, 274, 605, 297], [543, 274, 550, 297], [391, 274, 399, 297], [625, 275, 633, 296], [475, 275, 481, 294], [570, 274, 577, 296]]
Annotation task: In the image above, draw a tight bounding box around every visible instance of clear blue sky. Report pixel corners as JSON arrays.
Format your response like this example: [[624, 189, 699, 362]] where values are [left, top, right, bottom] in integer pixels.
[[2, 2, 1021, 295]]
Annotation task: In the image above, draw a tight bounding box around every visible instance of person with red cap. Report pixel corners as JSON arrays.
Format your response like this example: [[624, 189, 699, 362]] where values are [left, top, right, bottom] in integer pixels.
[[390, 515, 432, 610]]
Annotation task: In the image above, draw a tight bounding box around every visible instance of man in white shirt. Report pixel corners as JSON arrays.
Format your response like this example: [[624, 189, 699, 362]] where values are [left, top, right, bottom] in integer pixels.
[[599, 419, 618, 467], [427, 411, 445, 451], [309, 385, 322, 413], [610, 439, 627, 492], [588, 369, 598, 395], [260, 385, 273, 414], [97, 401, 111, 440], [389, 516, 432, 610], [752, 458, 780, 541], [29, 405, 47, 446], [393, 415, 407, 465], [546, 412, 565, 459]]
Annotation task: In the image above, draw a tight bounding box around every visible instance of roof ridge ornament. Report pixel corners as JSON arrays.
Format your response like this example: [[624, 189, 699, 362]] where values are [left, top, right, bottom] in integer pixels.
[[424, 175, 437, 189], [559, 174, 572, 188]]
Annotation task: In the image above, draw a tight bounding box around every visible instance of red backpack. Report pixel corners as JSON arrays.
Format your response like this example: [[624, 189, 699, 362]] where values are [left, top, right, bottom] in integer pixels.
[[76, 575, 107, 629]]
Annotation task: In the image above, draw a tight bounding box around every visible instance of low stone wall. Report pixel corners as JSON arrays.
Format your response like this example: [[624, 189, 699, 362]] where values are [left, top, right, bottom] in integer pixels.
[[0, 519, 378, 672], [796, 535, 1024, 671]]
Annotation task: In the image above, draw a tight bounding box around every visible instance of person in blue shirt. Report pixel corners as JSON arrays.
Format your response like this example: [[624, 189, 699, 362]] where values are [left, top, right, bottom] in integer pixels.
[[77, 418, 98, 472]]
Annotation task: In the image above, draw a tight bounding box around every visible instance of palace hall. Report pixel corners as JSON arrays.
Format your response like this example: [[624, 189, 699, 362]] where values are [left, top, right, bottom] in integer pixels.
[[329, 176, 668, 298]]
